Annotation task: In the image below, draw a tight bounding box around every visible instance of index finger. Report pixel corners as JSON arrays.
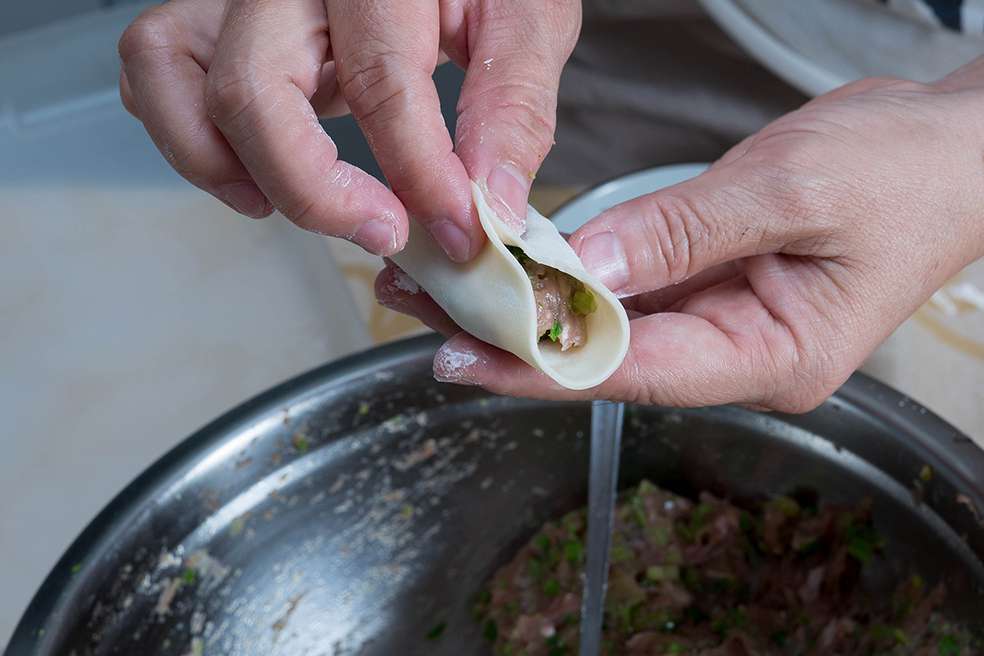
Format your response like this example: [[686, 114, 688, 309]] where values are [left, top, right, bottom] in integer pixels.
[[326, 0, 483, 262], [205, 0, 408, 255]]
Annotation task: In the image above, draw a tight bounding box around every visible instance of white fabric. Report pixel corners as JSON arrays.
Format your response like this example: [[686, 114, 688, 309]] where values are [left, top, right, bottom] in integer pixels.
[[719, 0, 983, 94]]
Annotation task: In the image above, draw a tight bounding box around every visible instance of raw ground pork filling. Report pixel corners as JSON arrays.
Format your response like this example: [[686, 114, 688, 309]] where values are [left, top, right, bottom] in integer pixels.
[[507, 246, 597, 351], [475, 480, 980, 656]]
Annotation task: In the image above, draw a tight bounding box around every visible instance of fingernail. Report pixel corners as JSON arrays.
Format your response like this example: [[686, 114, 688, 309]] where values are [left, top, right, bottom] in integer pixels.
[[376, 267, 420, 307], [428, 219, 471, 263], [376, 296, 405, 311], [433, 339, 483, 385], [352, 218, 398, 255], [487, 163, 530, 229], [217, 182, 271, 218], [579, 231, 630, 292]]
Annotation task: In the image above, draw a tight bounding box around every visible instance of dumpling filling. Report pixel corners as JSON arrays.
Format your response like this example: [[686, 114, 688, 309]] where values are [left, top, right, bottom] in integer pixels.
[[508, 247, 597, 351]]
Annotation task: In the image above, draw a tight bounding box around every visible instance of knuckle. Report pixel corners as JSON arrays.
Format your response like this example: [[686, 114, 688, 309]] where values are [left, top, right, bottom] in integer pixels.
[[163, 144, 198, 180], [118, 7, 176, 63], [735, 159, 847, 242], [843, 75, 932, 96], [458, 82, 557, 164], [880, 78, 934, 95], [280, 196, 320, 231], [480, 0, 581, 54], [119, 83, 138, 116], [336, 47, 413, 123], [539, 0, 582, 49], [496, 91, 557, 157], [150, 134, 211, 188], [204, 63, 271, 129], [635, 193, 712, 285]]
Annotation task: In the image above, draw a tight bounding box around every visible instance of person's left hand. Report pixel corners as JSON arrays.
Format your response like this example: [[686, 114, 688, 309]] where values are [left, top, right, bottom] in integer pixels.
[[118, 0, 581, 260], [375, 60, 984, 411]]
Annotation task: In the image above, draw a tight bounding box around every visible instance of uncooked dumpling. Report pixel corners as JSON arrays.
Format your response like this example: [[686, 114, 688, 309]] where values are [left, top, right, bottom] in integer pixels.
[[390, 182, 630, 390]]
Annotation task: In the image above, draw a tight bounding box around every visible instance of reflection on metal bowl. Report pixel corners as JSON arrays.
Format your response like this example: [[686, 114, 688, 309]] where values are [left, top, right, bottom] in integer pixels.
[[7, 335, 984, 655]]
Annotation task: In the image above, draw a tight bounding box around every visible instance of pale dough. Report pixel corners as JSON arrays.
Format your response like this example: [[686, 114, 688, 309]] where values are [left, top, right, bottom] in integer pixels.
[[391, 182, 630, 390]]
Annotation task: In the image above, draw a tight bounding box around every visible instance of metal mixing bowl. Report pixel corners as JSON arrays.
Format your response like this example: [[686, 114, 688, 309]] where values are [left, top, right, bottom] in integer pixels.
[[7, 335, 984, 655]]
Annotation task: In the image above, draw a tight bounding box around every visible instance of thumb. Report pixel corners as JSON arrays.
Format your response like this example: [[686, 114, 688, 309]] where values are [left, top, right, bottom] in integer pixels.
[[569, 163, 819, 297], [453, 0, 581, 231]]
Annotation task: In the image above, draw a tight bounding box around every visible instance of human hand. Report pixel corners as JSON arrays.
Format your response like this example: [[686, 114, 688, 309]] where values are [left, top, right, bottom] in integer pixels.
[[377, 62, 984, 411], [118, 0, 580, 260]]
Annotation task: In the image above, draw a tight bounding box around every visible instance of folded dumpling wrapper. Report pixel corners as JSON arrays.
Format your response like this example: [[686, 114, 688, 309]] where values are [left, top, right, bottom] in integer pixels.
[[391, 182, 630, 390]]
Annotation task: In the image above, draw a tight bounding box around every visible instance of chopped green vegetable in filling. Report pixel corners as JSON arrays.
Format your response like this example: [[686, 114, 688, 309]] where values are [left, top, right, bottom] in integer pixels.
[[571, 289, 597, 316], [506, 245, 529, 264], [476, 480, 981, 656], [939, 634, 960, 655], [425, 621, 447, 640], [181, 567, 197, 585], [482, 618, 498, 642], [505, 245, 596, 351], [547, 321, 562, 343]]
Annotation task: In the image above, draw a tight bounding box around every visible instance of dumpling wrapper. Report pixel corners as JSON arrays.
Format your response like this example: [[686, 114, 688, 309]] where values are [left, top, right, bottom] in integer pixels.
[[390, 181, 630, 391]]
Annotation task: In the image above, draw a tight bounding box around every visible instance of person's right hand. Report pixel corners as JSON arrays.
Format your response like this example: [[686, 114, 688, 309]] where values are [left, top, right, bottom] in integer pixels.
[[118, 0, 580, 261], [377, 67, 984, 412]]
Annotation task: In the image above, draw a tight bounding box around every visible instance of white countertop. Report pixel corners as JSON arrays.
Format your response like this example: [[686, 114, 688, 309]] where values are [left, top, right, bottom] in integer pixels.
[[0, 7, 371, 645]]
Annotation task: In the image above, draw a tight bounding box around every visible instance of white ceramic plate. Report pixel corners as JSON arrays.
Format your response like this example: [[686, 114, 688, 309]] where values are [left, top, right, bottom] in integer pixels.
[[550, 163, 709, 233]]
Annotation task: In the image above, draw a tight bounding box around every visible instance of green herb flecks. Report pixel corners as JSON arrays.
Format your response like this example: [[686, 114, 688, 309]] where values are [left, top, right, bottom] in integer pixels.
[[610, 543, 633, 563], [712, 607, 748, 637], [938, 634, 960, 656], [571, 288, 597, 316], [506, 245, 530, 265], [869, 624, 909, 647], [547, 321, 562, 343], [677, 502, 714, 542], [181, 567, 198, 585], [426, 621, 447, 640], [770, 495, 801, 518], [845, 520, 884, 564], [292, 434, 310, 453], [545, 634, 571, 656], [562, 539, 584, 564], [646, 565, 680, 582]]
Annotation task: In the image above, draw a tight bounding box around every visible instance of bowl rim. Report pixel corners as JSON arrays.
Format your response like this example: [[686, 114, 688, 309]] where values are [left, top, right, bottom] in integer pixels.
[[8, 339, 984, 654]]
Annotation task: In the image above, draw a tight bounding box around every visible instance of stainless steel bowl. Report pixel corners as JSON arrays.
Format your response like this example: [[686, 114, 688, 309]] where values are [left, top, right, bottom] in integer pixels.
[[8, 335, 984, 655]]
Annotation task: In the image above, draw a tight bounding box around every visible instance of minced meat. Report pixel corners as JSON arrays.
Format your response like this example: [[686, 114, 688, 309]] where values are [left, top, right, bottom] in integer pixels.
[[508, 247, 596, 351], [475, 480, 980, 656]]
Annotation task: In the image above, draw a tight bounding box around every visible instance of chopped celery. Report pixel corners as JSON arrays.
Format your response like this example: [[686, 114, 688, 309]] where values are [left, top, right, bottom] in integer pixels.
[[548, 321, 562, 342], [571, 289, 597, 315]]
